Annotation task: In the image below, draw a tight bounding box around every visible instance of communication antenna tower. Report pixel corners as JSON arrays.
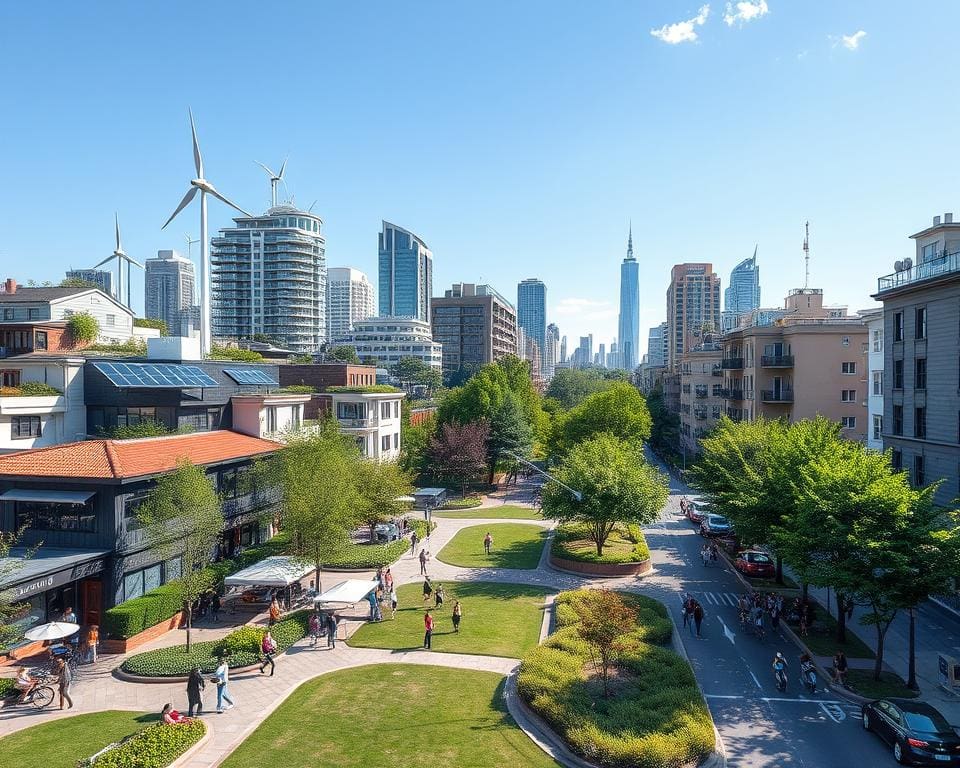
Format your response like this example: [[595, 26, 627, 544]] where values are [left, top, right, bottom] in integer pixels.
[[803, 220, 810, 289]]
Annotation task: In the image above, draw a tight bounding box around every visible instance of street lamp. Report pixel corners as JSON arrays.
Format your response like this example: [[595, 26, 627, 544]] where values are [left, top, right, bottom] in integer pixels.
[[507, 452, 583, 502]]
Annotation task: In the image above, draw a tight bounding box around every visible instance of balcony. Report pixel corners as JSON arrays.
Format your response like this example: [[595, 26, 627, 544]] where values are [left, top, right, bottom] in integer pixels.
[[337, 416, 377, 429], [760, 389, 794, 403], [712, 365, 723, 377], [761, 355, 794, 368], [695, 387, 708, 399], [721, 388, 744, 400], [721, 357, 744, 370], [876, 251, 960, 295]]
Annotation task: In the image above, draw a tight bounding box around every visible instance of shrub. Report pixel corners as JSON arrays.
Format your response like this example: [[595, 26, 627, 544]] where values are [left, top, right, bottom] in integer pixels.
[[85, 338, 148, 356], [326, 384, 402, 394], [79, 720, 205, 768], [552, 524, 650, 564], [67, 312, 99, 344], [0, 678, 14, 697], [323, 539, 409, 569], [207, 345, 263, 362], [441, 496, 483, 510], [279, 384, 316, 394], [134, 317, 168, 335], [517, 590, 713, 768], [17, 381, 63, 396]]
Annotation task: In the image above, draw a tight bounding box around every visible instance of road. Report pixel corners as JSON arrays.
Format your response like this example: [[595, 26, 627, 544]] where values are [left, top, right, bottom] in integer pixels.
[[641, 482, 894, 768]]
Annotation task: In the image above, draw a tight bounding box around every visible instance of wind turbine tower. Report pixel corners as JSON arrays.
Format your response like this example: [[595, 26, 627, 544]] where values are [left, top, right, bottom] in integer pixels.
[[255, 159, 287, 208], [92, 213, 143, 309]]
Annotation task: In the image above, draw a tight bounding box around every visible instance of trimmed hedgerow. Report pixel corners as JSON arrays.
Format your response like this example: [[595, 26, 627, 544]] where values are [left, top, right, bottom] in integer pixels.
[[322, 539, 409, 569], [441, 496, 483, 510], [517, 590, 713, 768], [551, 524, 650, 565], [79, 720, 205, 768], [0, 678, 14, 697]]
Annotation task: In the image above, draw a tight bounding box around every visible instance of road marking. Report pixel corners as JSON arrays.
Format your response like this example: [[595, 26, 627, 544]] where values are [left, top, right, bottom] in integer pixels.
[[820, 702, 846, 723], [717, 616, 736, 645], [750, 671, 761, 689], [705, 694, 846, 705]]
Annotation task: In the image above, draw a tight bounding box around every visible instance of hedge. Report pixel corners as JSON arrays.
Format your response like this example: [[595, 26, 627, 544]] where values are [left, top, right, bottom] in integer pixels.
[[517, 590, 713, 768], [0, 678, 14, 697], [121, 611, 310, 677], [322, 521, 433, 569], [78, 720, 205, 768], [552, 524, 650, 565], [441, 496, 483, 510]]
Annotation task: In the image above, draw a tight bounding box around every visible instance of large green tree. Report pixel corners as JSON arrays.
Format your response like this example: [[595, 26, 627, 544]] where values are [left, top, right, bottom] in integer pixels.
[[400, 411, 436, 478], [138, 460, 223, 651], [549, 382, 652, 458], [545, 368, 627, 409], [428, 421, 490, 496], [391, 356, 432, 390], [645, 382, 680, 459], [486, 391, 534, 483], [541, 433, 668, 555], [326, 345, 361, 364], [354, 459, 413, 541]]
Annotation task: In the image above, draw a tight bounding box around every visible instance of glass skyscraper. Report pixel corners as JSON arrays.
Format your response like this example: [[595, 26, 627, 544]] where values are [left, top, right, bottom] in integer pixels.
[[617, 225, 640, 371], [724, 248, 761, 315], [517, 278, 546, 370], [378, 221, 433, 322], [145, 249, 197, 338]]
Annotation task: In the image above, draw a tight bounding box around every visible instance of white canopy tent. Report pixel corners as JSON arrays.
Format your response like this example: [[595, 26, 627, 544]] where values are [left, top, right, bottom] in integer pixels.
[[224, 556, 314, 588], [314, 579, 378, 606]]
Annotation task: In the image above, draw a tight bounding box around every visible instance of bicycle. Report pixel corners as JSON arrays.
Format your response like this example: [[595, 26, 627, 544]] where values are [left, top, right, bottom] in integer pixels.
[[2, 669, 56, 709]]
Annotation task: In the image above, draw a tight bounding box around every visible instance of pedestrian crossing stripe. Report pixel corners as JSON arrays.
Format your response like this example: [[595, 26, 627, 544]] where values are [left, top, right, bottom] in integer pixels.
[[697, 591, 741, 607]]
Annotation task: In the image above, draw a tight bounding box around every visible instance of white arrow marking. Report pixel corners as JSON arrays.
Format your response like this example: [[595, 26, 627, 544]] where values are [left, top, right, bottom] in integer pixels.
[[718, 616, 736, 645]]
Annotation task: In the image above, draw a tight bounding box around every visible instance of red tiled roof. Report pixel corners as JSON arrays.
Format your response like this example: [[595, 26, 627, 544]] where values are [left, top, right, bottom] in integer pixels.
[[0, 430, 281, 480]]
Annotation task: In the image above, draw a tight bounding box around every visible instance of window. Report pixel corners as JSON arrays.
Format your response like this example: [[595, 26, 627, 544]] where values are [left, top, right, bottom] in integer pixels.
[[266, 406, 277, 433], [915, 358, 927, 390], [337, 402, 363, 419], [2, 309, 12, 320], [1, 369, 21, 387], [11, 415, 41, 439], [893, 405, 903, 435], [106, 314, 115, 327], [122, 564, 164, 603], [872, 371, 883, 395], [393, 432, 399, 449], [841, 416, 857, 429], [915, 307, 927, 339], [380, 402, 391, 418], [381, 435, 390, 452], [894, 359, 904, 389], [28, 308, 39, 320], [915, 407, 927, 439], [123, 490, 151, 530], [15, 500, 95, 532], [914, 455, 925, 487], [394, 401, 400, 418], [841, 362, 857, 374], [893, 312, 904, 342], [34, 331, 47, 350], [872, 329, 883, 352], [892, 449, 902, 471], [712, 383, 722, 397], [873, 414, 882, 440], [841, 389, 857, 402], [712, 405, 722, 419], [291, 405, 301, 431]]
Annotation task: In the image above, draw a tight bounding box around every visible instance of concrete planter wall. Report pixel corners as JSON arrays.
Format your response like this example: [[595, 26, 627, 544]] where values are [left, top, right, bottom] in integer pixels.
[[548, 553, 652, 577]]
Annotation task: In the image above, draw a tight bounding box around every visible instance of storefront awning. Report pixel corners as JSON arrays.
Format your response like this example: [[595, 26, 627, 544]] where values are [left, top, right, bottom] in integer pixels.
[[223, 556, 315, 588], [0, 489, 95, 504], [0, 547, 109, 597], [314, 579, 378, 605]]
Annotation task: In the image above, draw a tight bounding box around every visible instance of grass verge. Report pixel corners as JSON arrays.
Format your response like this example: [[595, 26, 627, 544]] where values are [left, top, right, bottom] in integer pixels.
[[433, 504, 543, 519], [551, 523, 650, 564], [437, 523, 546, 569], [846, 669, 919, 699], [796, 609, 876, 660]]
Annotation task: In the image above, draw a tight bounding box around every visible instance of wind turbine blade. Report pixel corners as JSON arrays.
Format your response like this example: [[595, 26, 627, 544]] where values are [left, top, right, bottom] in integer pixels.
[[189, 109, 204, 178], [92, 255, 115, 269], [255, 161, 276, 178], [278, 157, 287, 179], [115, 212, 123, 253], [125, 256, 145, 270], [161, 186, 199, 229], [207, 185, 253, 218]]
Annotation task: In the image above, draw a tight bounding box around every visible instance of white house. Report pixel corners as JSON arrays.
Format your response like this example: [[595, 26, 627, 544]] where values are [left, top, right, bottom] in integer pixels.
[[329, 390, 404, 460], [0, 355, 86, 453], [231, 392, 311, 441]]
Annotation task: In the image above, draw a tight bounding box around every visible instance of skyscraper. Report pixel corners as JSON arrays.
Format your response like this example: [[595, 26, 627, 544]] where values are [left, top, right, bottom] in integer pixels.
[[378, 221, 432, 322], [145, 250, 198, 337], [327, 267, 375, 342], [598, 342, 606, 369], [647, 323, 669, 367], [517, 278, 546, 371], [65, 269, 113, 297], [617, 225, 640, 371], [559, 335, 568, 363], [545, 323, 560, 379], [722, 247, 761, 331], [666, 264, 721, 370], [211, 204, 326, 352]]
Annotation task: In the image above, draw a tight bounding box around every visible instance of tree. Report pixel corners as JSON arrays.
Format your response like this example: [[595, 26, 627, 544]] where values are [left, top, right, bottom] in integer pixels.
[[550, 383, 652, 458], [546, 368, 626, 409], [0, 529, 37, 647], [254, 421, 361, 593], [542, 433, 668, 555], [134, 317, 168, 335], [415, 366, 442, 394], [137, 460, 223, 652], [66, 312, 99, 344], [445, 363, 480, 388], [391, 356, 431, 390], [486, 391, 533, 483], [646, 383, 680, 459], [428, 421, 490, 496], [400, 412, 436, 478], [354, 459, 413, 541], [327, 345, 361, 364], [577, 590, 637, 698]]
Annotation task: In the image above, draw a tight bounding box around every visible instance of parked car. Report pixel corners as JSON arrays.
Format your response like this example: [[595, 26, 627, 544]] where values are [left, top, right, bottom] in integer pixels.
[[861, 698, 960, 765], [700, 513, 733, 537], [685, 503, 706, 523], [734, 550, 775, 579]]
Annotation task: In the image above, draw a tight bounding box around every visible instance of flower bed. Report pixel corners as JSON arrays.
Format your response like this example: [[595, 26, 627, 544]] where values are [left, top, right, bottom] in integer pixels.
[[78, 720, 205, 768], [517, 590, 714, 768], [441, 496, 483, 510]]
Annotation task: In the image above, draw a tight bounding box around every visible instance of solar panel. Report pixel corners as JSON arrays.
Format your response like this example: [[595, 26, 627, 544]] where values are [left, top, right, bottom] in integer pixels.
[[223, 368, 279, 386], [92, 362, 220, 388]]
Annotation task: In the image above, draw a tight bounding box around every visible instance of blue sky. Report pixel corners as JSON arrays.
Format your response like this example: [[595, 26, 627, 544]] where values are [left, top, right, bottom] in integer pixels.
[[1, 1, 957, 355]]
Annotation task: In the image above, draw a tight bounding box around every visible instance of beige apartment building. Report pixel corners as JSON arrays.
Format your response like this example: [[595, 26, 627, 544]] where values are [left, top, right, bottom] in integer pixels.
[[678, 342, 724, 454], [720, 288, 867, 441], [666, 263, 722, 370]]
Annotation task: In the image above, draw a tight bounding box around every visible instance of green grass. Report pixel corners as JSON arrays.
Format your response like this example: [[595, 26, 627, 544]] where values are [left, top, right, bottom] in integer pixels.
[[219, 664, 560, 768], [552, 524, 650, 564], [0, 710, 157, 768], [433, 504, 543, 519], [348, 581, 548, 658], [437, 523, 546, 569], [797, 609, 876, 660], [846, 669, 919, 700]]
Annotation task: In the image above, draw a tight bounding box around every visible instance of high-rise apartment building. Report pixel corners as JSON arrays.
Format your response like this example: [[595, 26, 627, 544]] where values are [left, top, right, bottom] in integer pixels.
[[517, 278, 546, 371], [430, 283, 518, 378], [724, 249, 761, 316], [618, 226, 640, 371], [65, 269, 113, 297], [545, 323, 560, 380], [559, 335, 568, 364], [598, 343, 606, 369], [145, 250, 198, 337], [211, 205, 326, 352], [679, 341, 724, 454], [666, 263, 721, 370], [326, 267, 375, 342], [378, 221, 432, 322], [647, 322, 669, 367]]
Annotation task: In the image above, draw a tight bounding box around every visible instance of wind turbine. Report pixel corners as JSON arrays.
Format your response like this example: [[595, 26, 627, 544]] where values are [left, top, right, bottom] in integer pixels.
[[255, 158, 287, 208], [162, 110, 251, 355], [92, 213, 143, 309], [184, 233, 199, 259]]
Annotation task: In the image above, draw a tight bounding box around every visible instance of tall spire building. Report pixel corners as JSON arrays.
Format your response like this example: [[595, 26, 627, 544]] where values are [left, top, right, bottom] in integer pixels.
[[617, 224, 640, 370]]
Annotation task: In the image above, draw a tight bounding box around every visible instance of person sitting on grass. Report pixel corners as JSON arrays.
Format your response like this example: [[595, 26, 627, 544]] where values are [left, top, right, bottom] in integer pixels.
[[161, 703, 193, 724]]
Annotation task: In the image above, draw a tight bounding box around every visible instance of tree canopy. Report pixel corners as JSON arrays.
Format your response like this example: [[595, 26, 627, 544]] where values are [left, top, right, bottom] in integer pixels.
[[545, 368, 627, 409], [487, 390, 534, 483], [428, 420, 490, 496], [550, 382, 652, 457], [327, 345, 361, 364]]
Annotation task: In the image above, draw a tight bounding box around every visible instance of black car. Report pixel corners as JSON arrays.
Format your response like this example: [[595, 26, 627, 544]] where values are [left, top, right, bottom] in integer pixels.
[[862, 698, 960, 765]]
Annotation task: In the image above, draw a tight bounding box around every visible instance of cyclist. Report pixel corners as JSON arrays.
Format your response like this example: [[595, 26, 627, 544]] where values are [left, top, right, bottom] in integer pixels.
[[14, 667, 37, 703], [772, 652, 788, 691], [799, 653, 817, 693], [751, 603, 765, 638]]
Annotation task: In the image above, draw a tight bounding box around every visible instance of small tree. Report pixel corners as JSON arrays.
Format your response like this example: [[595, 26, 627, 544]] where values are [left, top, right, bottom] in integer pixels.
[[355, 459, 413, 541], [0, 529, 38, 647], [327, 345, 361, 364], [428, 421, 490, 496], [391, 356, 430, 390], [134, 317, 168, 335], [400, 412, 436, 478], [576, 590, 637, 697], [542, 433, 668, 555], [138, 461, 223, 652], [60, 277, 101, 289], [66, 312, 100, 345], [550, 383, 652, 458]]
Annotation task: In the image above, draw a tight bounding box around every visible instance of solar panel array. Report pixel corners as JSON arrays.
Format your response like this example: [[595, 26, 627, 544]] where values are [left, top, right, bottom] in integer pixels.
[[223, 368, 279, 386], [92, 362, 220, 388]]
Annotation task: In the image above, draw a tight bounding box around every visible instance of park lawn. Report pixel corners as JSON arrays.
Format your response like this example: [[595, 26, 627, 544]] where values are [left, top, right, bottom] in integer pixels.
[[0, 710, 157, 768], [437, 523, 546, 569], [219, 664, 560, 768], [348, 581, 548, 658], [433, 504, 543, 520]]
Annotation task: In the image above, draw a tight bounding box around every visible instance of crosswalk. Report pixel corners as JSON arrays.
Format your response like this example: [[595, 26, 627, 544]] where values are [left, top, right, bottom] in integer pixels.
[[696, 591, 742, 607]]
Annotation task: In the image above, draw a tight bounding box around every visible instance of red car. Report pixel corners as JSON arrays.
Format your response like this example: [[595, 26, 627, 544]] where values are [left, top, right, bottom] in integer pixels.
[[734, 550, 775, 579], [685, 503, 706, 523]]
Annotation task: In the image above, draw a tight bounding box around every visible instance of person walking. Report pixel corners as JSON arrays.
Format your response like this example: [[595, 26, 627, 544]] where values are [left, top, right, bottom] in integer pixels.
[[693, 601, 705, 639], [390, 587, 399, 619], [368, 589, 382, 622], [452, 600, 462, 633], [211, 593, 222, 623], [384, 568, 394, 592], [423, 610, 434, 649], [419, 548, 428, 575], [326, 612, 338, 649], [422, 579, 433, 604], [685, 596, 696, 637], [411, 530, 419, 555], [85, 624, 99, 664], [187, 665, 205, 717], [214, 656, 234, 712], [268, 596, 281, 627], [259, 630, 277, 676], [309, 611, 321, 647], [434, 584, 445, 609], [483, 532, 493, 555], [56, 656, 73, 710]]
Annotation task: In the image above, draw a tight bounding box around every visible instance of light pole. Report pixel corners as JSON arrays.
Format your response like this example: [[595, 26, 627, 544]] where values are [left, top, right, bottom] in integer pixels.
[[507, 452, 582, 502]]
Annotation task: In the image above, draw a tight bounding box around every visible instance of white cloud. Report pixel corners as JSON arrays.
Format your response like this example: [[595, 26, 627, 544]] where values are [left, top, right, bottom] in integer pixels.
[[837, 30, 867, 50], [723, 0, 769, 26], [650, 5, 710, 45]]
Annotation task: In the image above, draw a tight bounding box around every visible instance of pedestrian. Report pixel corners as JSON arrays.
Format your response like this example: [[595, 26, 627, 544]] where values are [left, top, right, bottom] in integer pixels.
[[422, 579, 433, 604], [368, 589, 382, 622], [710, 543, 719, 564], [214, 656, 234, 712], [419, 548, 428, 575], [434, 584, 445, 609], [771, 601, 781, 630], [187, 665, 205, 717], [680, 592, 691, 627], [685, 597, 696, 637], [326, 612, 338, 648], [384, 568, 394, 592], [423, 610, 434, 649], [483, 532, 493, 554], [268, 596, 281, 626], [211, 593, 222, 623], [259, 630, 276, 676], [832, 650, 849, 686], [452, 600, 462, 633], [61, 606, 78, 624], [700, 544, 709, 566], [309, 611, 321, 646], [799, 610, 809, 637], [411, 531, 419, 554], [693, 601, 705, 638], [55, 656, 73, 710], [390, 587, 399, 618]]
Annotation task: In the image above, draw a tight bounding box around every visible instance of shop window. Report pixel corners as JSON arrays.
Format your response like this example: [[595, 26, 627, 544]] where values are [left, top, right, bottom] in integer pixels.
[[123, 490, 151, 531], [15, 500, 95, 532]]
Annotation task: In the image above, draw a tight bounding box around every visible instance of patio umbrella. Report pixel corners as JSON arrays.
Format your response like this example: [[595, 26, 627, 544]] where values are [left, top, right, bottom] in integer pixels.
[[394, 496, 416, 503], [24, 622, 81, 642]]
